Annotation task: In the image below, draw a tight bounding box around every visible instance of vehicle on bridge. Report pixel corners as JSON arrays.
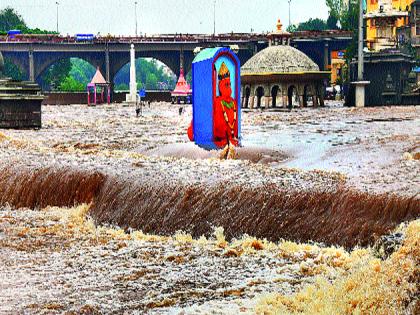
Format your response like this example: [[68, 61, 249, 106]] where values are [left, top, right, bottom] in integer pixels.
[[7, 30, 22, 39], [75, 34, 95, 42]]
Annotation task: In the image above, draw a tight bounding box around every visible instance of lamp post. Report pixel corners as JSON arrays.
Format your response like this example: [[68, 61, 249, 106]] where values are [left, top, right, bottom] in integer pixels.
[[213, 0, 216, 36], [55, 2, 59, 34], [357, 0, 364, 82], [352, 0, 369, 107], [135, 1, 138, 37], [288, 0, 292, 27]]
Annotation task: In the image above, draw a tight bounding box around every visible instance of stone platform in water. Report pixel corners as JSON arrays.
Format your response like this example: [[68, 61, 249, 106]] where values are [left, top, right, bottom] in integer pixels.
[[0, 52, 44, 129], [0, 79, 44, 129]]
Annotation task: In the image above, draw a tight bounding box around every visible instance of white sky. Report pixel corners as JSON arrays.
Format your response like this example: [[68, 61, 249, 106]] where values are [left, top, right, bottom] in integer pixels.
[[0, 0, 330, 36]]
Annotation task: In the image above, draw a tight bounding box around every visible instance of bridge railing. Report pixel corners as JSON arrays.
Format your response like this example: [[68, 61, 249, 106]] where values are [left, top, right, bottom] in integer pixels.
[[0, 33, 268, 44]]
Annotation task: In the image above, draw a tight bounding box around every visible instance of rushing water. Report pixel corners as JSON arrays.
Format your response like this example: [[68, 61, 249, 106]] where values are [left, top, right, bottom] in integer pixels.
[[0, 206, 318, 314], [0, 163, 418, 248], [0, 104, 419, 313]]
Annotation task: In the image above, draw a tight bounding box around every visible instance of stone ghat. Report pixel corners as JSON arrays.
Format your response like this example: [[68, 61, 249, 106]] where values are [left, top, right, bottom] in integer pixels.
[[1, 163, 418, 249]]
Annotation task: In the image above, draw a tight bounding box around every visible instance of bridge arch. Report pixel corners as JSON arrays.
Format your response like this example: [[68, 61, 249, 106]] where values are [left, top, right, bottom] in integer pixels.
[[113, 57, 177, 91], [36, 57, 97, 91], [34, 52, 105, 83], [109, 50, 194, 82]]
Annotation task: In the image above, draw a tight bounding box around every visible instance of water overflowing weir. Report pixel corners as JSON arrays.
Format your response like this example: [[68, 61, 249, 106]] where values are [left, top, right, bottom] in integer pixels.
[[0, 163, 418, 248]]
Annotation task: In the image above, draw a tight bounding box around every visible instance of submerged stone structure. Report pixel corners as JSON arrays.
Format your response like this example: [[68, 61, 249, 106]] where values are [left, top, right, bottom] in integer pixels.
[[0, 51, 43, 128], [347, 51, 419, 106], [241, 20, 330, 109]]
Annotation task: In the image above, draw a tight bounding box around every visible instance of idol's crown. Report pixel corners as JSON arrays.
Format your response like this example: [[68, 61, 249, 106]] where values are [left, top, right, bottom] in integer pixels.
[[218, 62, 230, 80]]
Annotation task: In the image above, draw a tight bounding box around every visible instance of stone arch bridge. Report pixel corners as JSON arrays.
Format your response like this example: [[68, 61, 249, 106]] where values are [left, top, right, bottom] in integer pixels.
[[0, 37, 264, 85], [0, 31, 351, 90]]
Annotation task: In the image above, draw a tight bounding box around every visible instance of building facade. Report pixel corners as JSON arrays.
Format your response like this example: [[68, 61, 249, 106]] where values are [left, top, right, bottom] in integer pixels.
[[365, 0, 414, 51], [409, 0, 420, 55]]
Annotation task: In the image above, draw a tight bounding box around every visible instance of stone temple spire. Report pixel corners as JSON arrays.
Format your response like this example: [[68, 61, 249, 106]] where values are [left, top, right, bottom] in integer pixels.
[[268, 19, 291, 47]]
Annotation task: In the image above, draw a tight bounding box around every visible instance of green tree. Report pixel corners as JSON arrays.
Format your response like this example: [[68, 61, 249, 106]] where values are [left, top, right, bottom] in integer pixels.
[[325, 0, 359, 83], [0, 7, 57, 34], [326, 0, 345, 25], [145, 72, 158, 89], [115, 83, 129, 91], [186, 71, 192, 84], [286, 24, 298, 32], [3, 57, 23, 80], [0, 7, 26, 32], [341, 1, 359, 60], [326, 0, 359, 31], [59, 76, 85, 91], [42, 59, 72, 90], [296, 18, 329, 31], [69, 58, 96, 86], [327, 15, 339, 30], [1, 7, 59, 84]]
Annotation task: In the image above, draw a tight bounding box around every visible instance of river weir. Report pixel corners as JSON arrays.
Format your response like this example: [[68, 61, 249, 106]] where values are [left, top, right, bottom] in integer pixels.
[[0, 103, 419, 313]]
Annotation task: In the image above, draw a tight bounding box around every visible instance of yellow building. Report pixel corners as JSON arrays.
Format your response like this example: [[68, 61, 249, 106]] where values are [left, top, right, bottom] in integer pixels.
[[365, 0, 414, 51], [331, 50, 346, 85]]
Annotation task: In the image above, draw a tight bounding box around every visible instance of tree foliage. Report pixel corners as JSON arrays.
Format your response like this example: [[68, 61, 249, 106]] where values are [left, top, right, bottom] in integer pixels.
[[327, 15, 339, 30], [326, 0, 359, 31], [69, 58, 96, 86], [59, 76, 85, 92], [3, 57, 24, 80], [287, 18, 330, 32], [0, 7, 26, 33], [1, 7, 60, 83], [341, 1, 359, 63], [0, 7, 57, 34], [41, 59, 72, 90], [325, 0, 359, 83]]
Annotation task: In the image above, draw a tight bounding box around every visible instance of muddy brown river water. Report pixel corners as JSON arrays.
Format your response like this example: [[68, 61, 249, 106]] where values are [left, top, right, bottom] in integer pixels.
[[0, 102, 419, 314]]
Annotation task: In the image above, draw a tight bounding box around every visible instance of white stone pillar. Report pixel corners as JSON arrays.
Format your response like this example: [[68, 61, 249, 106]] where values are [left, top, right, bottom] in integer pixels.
[[355, 84, 365, 108], [126, 44, 137, 103], [265, 96, 271, 108], [29, 49, 35, 81]]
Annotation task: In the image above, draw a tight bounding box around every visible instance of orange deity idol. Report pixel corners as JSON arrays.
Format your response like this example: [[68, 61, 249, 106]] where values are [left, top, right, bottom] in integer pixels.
[[188, 47, 241, 153], [213, 62, 239, 148]]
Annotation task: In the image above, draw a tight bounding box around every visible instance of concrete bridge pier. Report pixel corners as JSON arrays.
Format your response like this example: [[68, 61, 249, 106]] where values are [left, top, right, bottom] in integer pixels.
[[179, 49, 184, 72], [105, 46, 110, 83], [29, 48, 35, 81], [324, 43, 329, 71]]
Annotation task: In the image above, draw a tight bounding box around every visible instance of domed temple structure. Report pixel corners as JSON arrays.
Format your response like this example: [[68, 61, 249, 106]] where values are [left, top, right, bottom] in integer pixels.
[[241, 20, 330, 109], [0, 51, 43, 128]]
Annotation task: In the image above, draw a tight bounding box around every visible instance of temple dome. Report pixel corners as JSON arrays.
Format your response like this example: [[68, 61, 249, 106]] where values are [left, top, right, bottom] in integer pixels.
[[241, 45, 319, 75]]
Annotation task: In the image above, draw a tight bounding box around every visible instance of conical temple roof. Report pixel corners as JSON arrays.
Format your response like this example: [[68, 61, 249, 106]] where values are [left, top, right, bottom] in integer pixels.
[[172, 69, 191, 95], [90, 67, 107, 84]]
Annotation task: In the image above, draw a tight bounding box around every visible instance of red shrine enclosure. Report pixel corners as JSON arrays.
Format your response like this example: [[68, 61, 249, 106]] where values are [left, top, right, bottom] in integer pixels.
[[87, 68, 111, 106], [171, 69, 192, 104]]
